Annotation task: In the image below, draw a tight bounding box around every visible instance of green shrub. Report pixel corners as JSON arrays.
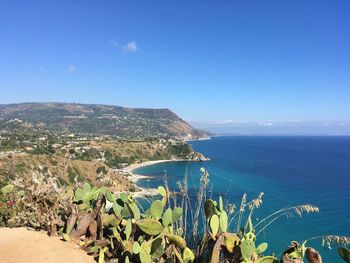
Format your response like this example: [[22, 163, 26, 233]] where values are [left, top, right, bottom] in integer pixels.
[[96, 166, 107, 175], [0, 183, 19, 227], [49, 158, 58, 166], [15, 163, 26, 174], [67, 167, 76, 183]]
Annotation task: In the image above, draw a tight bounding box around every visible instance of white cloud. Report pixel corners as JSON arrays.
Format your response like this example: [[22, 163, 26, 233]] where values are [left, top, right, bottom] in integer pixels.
[[258, 121, 273, 126], [68, 64, 76, 73], [222, 119, 234, 124], [110, 39, 139, 53], [123, 40, 138, 53], [211, 119, 236, 125]]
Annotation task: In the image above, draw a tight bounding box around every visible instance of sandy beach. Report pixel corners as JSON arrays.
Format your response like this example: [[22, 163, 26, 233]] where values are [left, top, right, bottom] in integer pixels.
[[128, 159, 180, 180], [125, 159, 187, 197]]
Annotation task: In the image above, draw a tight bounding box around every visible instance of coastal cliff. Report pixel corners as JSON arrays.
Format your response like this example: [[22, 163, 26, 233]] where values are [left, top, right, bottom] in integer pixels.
[[0, 136, 209, 195], [0, 102, 210, 140]]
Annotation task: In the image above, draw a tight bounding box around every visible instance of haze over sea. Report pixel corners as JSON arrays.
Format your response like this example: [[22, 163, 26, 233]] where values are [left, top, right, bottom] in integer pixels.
[[134, 136, 350, 262]]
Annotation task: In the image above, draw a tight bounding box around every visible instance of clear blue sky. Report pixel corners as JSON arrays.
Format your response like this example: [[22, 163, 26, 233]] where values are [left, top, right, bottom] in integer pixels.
[[0, 0, 349, 124]]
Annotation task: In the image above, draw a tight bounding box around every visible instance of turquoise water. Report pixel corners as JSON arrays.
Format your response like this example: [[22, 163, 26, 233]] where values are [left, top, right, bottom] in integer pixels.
[[134, 136, 350, 262]]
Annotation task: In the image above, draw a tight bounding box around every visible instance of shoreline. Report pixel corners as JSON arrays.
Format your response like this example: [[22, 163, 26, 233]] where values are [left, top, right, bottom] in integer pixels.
[[125, 159, 190, 197], [128, 159, 189, 179]]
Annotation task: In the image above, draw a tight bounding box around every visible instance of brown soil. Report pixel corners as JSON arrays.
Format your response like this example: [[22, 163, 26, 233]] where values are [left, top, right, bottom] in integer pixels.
[[0, 227, 96, 263]]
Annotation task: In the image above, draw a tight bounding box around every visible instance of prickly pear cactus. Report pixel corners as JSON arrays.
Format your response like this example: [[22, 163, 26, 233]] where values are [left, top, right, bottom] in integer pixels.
[[0, 184, 14, 194], [256, 242, 268, 254], [219, 196, 224, 212], [73, 183, 106, 209], [183, 247, 195, 263], [224, 233, 240, 253], [150, 200, 164, 219], [162, 208, 172, 227], [219, 210, 228, 232], [140, 241, 152, 263], [204, 199, 216, 218], [166, 234, 187, 249], [256, 256, 279, 263], [209, 214, 219, 237], [240, 239, 256, 261], [151, 238, 164, 259], [286, 241, 307, 260], [136, 219, 163, 235], [339, 247, 350, 263], [125, 219, 132, 240], [127, 201, 140, 220], [157, 186, 167, 197], [172, 207, 183, 223]]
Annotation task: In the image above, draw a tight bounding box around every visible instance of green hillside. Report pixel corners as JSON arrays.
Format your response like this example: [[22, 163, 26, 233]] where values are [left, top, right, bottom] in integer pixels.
[[0, 103, 209, 139]]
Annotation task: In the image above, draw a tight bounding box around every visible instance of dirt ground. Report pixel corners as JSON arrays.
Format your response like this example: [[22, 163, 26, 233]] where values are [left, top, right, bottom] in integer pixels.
[[0, 227, 96, 263]]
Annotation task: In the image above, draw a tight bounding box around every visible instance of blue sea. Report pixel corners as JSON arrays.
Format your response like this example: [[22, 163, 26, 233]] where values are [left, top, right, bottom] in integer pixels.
[[134, 136, 350, 262]]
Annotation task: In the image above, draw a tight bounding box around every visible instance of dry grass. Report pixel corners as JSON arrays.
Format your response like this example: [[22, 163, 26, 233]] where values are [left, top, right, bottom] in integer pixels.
[[0, 154, 134, 192]]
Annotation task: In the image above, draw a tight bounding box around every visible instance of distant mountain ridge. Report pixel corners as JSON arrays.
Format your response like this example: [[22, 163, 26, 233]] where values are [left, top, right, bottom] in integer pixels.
[[0, 102, 209, 139]]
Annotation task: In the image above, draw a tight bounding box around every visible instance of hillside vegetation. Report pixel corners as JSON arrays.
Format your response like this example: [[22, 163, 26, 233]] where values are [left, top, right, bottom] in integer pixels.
[[0, 136, 206, 194], [0, 103, 209, 140]]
